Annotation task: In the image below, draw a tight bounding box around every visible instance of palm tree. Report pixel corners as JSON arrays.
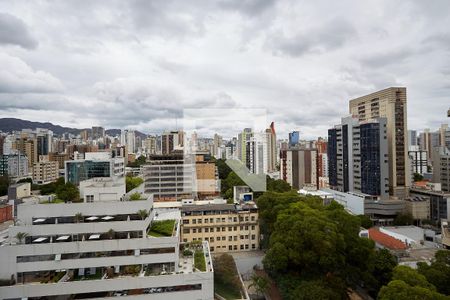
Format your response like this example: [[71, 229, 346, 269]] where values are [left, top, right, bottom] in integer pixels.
[[107, 229, 115, 239], [74, 212, 83, 223], [15, 232, 28, 244], [248, 273, 269, 299], [137, 209, 148, 220]]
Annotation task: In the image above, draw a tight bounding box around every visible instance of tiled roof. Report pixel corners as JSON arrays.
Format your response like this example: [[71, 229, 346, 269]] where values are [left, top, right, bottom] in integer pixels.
[[368, 228, 407, 250]]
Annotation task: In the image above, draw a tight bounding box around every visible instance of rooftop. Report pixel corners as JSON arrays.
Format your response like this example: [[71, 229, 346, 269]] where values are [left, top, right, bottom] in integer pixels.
[[368, 228, 407, 250]]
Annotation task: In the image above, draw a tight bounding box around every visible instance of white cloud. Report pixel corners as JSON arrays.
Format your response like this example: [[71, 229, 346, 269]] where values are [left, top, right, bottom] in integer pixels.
[[0, 0, 449, 138]]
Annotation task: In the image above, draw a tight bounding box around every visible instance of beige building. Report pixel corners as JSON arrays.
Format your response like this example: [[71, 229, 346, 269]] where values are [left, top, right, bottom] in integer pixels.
[[13, 138, 38, 169], [33, 161, 59, 184], [180, 202, 259, 253], [349, 87, 410, 198], [404, 196, 430, 220]]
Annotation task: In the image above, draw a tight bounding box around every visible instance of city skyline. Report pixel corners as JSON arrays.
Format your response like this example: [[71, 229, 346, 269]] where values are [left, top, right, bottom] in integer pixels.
[[1, 1, 450, 139]]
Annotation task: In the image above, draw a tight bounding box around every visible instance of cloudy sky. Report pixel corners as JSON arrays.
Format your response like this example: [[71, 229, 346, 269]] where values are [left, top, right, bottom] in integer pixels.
[[0, 0, 449, 139]]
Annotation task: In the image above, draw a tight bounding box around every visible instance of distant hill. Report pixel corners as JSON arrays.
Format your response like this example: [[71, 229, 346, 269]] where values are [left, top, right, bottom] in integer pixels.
[[0, 118, 147, 138]]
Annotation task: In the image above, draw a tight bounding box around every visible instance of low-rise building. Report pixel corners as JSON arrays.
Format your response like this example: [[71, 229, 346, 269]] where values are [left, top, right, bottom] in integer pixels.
[[404, 196, 430, 221], [410, 187, 450, 224], [79, 177, 126, 202], [180, 201, 259, 253], [33, 161, 59, 184], [0, 192, 213, 299]]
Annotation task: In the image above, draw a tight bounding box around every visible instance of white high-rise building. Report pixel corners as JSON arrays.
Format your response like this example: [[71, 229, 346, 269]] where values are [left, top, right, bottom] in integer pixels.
[[0, 187, 213, 299]]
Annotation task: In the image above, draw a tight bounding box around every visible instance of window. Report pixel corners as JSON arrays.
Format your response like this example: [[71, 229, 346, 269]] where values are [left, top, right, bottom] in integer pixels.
[[228, 227, 232, 231], [210, 247, 214, 252], [198, 228, 202, 233], [251, 216, 255, 221], [245, 244, 249, 249], [86, 195, 94, 202], [245, 226, 248, 230], [205, 228, 209, 233], [234, 226, 237, 231], [228, 236, 232, 241], [222, 236, 226, 241], [252, 244, 256, 249], [251, 235, 256, 240], [251, 225, 255, 230], [240, 235, 244, 240], [222, 218, 225, 222], [240, 245, 244, 250], [183, 219, 190, 224], [216, 218, 221, 223], [183, 229, 190, 234], [234, 236, 237, 241], [245, 217, 249, 222], [229, 245, 233, 251], [192, 219, 197, 224], [210, 218, 214, 223], [233, 245, 237, 250], [222, 227, 226, 231], [198, 219, 202, 224], [233, 217, 237, 222], [183, 238, 187, 242], [192, 229, 197, 233], [205, 218, 208, 223], [210, 237, 215, 242]]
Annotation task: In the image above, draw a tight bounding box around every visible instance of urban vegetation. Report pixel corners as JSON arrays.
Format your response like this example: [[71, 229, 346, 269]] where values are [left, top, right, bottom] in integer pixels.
[[125, 175, 143, 192], [0, 176, 9, 196], [378, 264, 449, 299], [194, 250, 206, 272], [257, 191, 398, 299], [129, 192, 142, 201], [147, 219, 176, 237], [126, 155, 146, 168], [213, 254, 243, 300]]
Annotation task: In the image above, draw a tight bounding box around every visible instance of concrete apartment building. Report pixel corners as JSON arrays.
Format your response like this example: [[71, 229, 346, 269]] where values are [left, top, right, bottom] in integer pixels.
[[349, 87, 410, 198], [48, 152, 70, 169], [328, 116, 389, 198], [180, 201, 259, 253], [0, 154, 29, 178], [33, 161, 59, 184], [404, 196, 430, 221], [408, 146, 428, 175], [0, 189, 213, 299], [280, 148, 318, 190], [432, 146, 450, 192], [143, 153, 196, 201]]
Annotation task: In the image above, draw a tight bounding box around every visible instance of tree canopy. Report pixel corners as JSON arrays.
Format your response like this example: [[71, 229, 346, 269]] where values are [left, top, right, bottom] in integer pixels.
[[417, 250, 450, 295], [378, 265, 449, 300], [258, 191, 397, 298], [126, 176, 143, 192]]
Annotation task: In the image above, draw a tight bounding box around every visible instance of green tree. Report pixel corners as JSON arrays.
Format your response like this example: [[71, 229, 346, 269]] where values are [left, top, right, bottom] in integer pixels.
[[413, 172, 424, 182], [15, 232, 28, 244], [56, 182, 79, 202], [393, 213, 414, 226], [291, 278, 347, 300], [418, 250, 450, 295], [358, 214, 373, 229], [74, 212, 83, 223], [248, 273, 269, 298], [127, 155, 146, 167], [266, 176, 292, 192], [137, 209, 148, 220], [0, 176, 10, 196], [391, 265, 436, 290], [215, 159, 232, 180], [130, 192, 141, 201], [221, 171, 245, 198], [378, 280, 448, 300]]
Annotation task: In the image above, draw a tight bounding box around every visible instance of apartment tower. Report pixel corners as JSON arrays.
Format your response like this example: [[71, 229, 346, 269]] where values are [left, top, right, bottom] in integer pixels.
[[349, 87, 409, 198]]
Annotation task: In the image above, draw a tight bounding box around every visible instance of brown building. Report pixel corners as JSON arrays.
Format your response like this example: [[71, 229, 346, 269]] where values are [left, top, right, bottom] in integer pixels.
[[404, 196, 430, 221], [280, 148, 318, 190], [13, 138, 38, 169], [33, 161, 59, 184], [0, 204, 13, 223], [0, 135, 4, 155], [180, 202, 259, 253], [48, 152, 70, 169], [349, 87, 409, 198]]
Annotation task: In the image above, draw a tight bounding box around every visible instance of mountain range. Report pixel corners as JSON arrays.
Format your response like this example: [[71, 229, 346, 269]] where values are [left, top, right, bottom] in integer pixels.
[[0, 118, 147, 138]]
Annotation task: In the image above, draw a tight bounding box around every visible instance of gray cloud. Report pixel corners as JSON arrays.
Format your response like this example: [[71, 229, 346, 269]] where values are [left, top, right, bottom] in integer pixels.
[[265, 18, 357, 57], [0, 0, 449, 138], [0, 13, 37, 49]]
